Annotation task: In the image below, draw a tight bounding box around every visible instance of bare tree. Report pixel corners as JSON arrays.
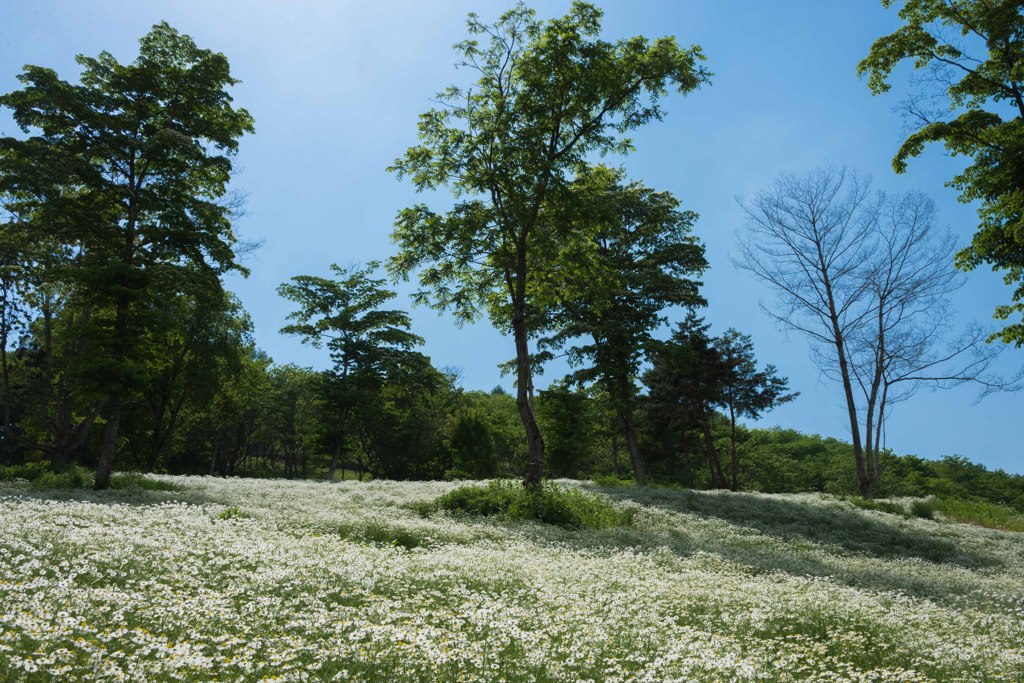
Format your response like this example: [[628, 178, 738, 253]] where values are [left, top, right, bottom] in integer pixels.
[[737, 166, 1009, 497]]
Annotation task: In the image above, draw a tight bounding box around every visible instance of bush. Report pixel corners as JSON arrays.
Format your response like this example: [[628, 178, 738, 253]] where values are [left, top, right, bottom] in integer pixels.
[[848, 496, 907, 517], [111, 472, 183, 492], [29, 466, 94, 490], [589, 474, 636, 488], [910, 497, 937, 519], [217, 505, 244, 520], [436, 480, 631, 530], [1, 464, 184, 492]]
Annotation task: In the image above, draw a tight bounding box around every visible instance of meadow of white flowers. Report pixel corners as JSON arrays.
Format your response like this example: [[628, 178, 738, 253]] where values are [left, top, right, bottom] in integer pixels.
[[0, 476, 1022, 682]]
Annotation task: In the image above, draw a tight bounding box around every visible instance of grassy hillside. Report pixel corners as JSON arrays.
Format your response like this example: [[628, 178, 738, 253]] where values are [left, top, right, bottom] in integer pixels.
[[1, 477, 1022, 682]]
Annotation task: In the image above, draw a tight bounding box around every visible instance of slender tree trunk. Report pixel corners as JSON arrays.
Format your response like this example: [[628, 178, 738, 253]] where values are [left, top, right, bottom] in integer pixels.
[[94, 394, 121, 490], [328, 408, 345, 482], [873, 383, 888, 483], [700, 412, 727, 489], [513, 306, 545, 487], [210, 430, 221, 475], [680, 428, 694, 488], [95, 191, 137, 491], [729, 401, 738, 492], [619, 406, 647, 486], [822, 275, 870, 496], [0, 320, 12, 465], [95, 296, 128, 490]]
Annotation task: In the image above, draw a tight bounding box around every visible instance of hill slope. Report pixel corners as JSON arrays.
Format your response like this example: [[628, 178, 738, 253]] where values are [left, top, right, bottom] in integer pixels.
[[1, 477, 1022, 682]]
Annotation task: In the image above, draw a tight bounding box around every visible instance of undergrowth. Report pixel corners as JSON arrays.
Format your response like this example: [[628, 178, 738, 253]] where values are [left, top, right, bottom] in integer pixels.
[[0, 463, 182, 492], [847, 494, 1024, 531], [435, 480, 632, 530]]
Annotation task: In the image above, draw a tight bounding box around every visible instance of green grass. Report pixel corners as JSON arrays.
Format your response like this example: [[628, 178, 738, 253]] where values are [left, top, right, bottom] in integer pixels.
[[846, 493, 1024, 531], [933, 497, 1024, 532]]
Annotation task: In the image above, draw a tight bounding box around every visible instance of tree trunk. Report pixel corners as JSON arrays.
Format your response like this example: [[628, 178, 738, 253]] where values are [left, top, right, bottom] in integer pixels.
[[700, 412, 727, 489], [619, 406, 647, 486], [0, 281, 13, 465], [729, 401, 738, 492], [328, 408, 345, 482], [681, 431, 694, 489], [513, 309, 545, 488], [94, 394, 121, 490]]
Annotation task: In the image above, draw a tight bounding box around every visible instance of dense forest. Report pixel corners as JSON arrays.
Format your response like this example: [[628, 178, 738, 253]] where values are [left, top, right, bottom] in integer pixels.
[[1, 1, 1022, 508]]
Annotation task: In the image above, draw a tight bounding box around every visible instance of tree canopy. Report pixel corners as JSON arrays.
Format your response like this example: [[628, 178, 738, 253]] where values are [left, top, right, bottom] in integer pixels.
[[859, 0, 1024, 345], [0, 22, 254, 488]]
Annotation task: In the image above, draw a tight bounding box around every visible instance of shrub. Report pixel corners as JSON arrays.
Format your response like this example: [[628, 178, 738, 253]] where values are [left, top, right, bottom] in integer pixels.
[[0, 462, 52, 482], [590, 474, 636, 488], [218, 506, 244, 520], [111, 472, 183, 492], [910, 497, 937, 520], [29, 466, 94, 490], [436, 480, 630, 530], [847, 496, 907, 517]]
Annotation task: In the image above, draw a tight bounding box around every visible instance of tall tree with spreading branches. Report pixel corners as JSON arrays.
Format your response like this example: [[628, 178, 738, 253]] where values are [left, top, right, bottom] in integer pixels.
[[0, 22, 254, 488], [738, 166, 1008, 496], [535, 164, 707, 486], [388, 1, 710, 485]]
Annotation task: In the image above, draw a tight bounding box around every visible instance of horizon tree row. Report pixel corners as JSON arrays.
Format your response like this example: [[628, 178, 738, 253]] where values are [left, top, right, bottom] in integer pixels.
[[2, 1, 1020, 493]]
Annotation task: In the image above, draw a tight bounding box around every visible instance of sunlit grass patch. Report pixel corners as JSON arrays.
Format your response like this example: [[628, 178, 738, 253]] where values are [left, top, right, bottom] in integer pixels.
[[933, 497, 1024, 532]]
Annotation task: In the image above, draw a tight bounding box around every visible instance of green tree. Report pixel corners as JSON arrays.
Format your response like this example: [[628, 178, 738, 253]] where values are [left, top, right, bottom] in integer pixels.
[[859, 0, 1024, 345], [643, 313, 729, 489], [0, 216, 32, 463], [449, 408, 498, 479], [536, 382, 599, 478], [131, 281, 252, 473], [0, 22, 254, 488], [388, 2, 709, 486], [536, 165, 707, 485], [278, 262, 423, 480], [714, 329, 797, 491], [356, 354, 456, 481], [264, 364, 325, 479]]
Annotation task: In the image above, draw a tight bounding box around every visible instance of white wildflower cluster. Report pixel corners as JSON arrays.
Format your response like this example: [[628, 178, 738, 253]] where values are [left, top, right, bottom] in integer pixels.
[[0, 477, 1021, 682]]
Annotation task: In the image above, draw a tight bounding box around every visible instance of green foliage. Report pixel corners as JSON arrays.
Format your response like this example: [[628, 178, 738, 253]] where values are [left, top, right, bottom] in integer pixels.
[[436, 480, 631, 530], [847, 496, 909, 517], [910, 497, 937, 519], [589, 474, 636, 488], [448, 409, 498, 479], [859, 0, 1024, 344], [533, 165, 709, 484], [278, 262, 426, 480], [217, 506, 244, 521], [356, 356, 456, 481], [389, 2, 710, 484], [932, 497, 1024, 532], [0, 463, 181, 491], [0, 21, 254, 488], [110, 472, 183, 492], [536, 383, 599, 478], [29, 465, 94, 490]]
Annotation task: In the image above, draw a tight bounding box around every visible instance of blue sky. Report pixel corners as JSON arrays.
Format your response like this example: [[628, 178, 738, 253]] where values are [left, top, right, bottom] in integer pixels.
[[1, 1, 1021, 473]]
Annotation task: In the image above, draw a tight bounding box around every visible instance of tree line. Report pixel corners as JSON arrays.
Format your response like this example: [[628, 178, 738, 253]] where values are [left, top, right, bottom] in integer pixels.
[[1, 1, 1021, 495]]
